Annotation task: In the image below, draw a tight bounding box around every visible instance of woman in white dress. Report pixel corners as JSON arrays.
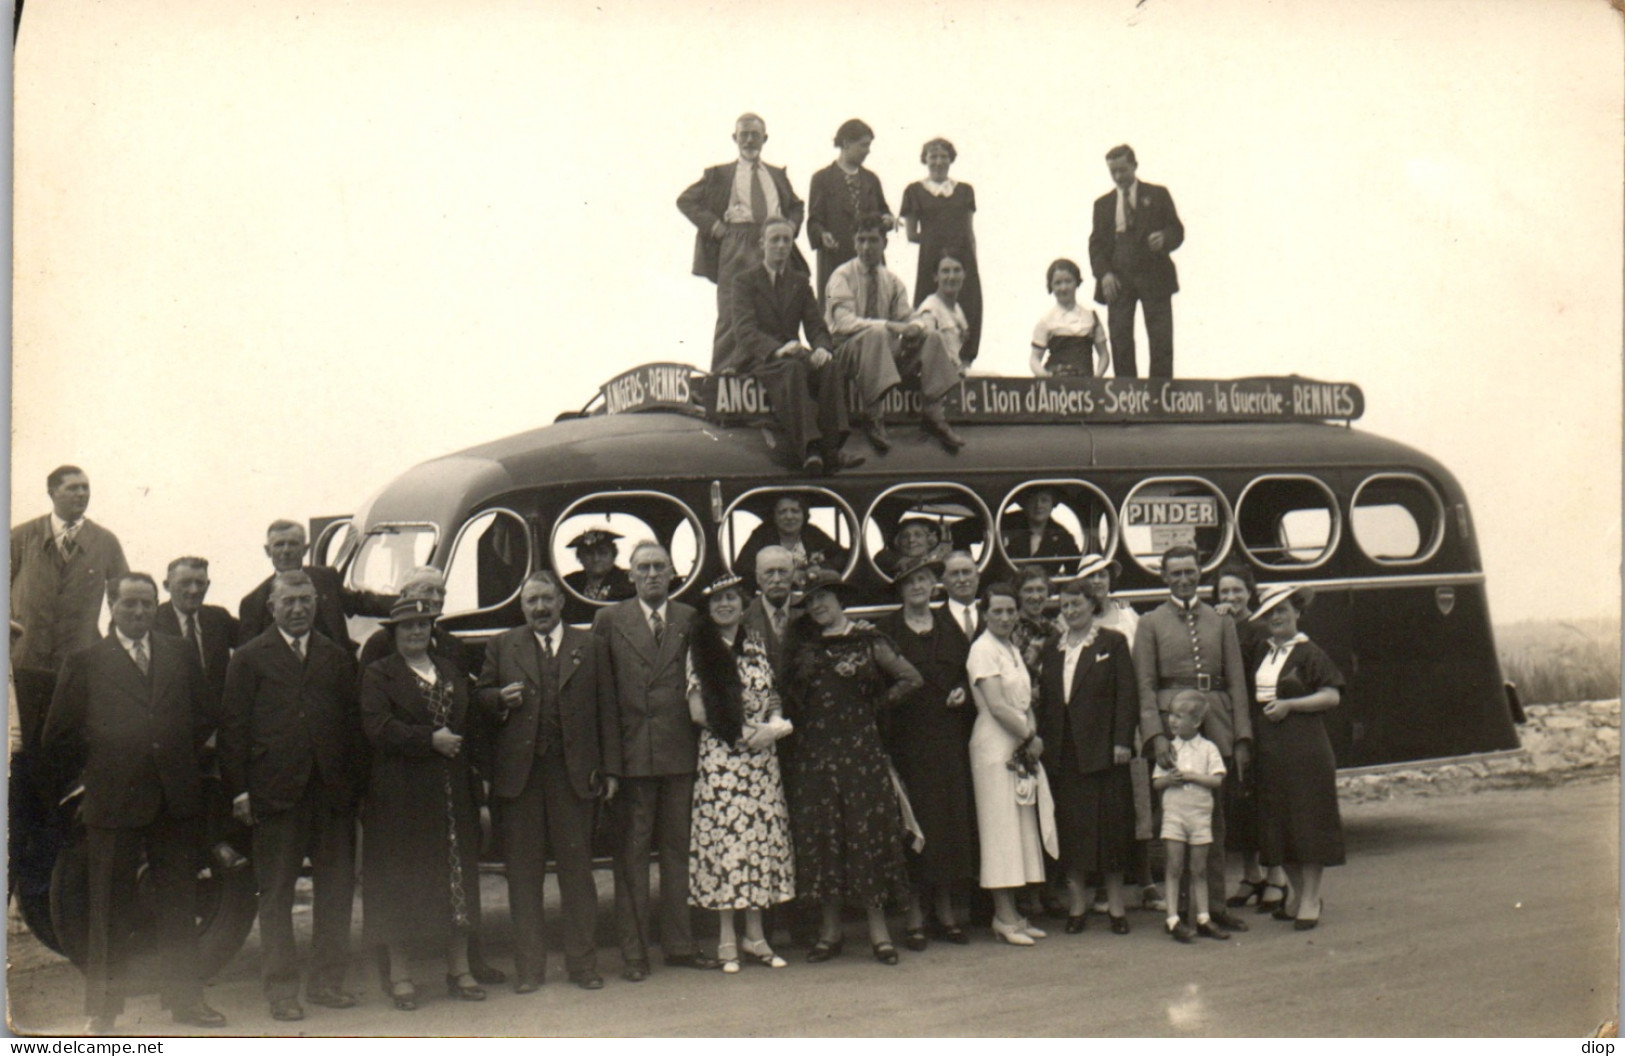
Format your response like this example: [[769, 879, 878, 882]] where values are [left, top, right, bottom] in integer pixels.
[[911, 252, 971, 371], [966, 581, 1050, 946]]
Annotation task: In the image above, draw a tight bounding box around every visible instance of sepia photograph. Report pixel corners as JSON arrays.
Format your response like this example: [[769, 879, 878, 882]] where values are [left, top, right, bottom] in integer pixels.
[[6, 0, 1620, 1039]]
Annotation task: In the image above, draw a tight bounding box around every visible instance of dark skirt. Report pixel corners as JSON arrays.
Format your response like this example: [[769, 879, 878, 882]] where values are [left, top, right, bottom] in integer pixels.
[[1043, 334, 1097, 376], [1049, 737, 1135, 876], [1255, 709, 1345, 867], [362, 756, 481, 949]]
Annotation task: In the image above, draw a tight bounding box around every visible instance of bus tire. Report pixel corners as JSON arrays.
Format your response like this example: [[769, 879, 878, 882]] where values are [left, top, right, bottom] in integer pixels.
[[16, 886, 61, 956]]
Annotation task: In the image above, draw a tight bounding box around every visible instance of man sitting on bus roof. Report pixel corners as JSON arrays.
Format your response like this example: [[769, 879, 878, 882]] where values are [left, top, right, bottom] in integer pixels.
[[826, 213, 965, 455], [731, 216, 864, 476]]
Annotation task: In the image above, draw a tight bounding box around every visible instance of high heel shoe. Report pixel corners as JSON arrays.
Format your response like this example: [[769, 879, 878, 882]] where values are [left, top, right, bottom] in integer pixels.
[[1257, 882, 1290, 914], [1065, 914, 1087, 934], [446, 972, 487, 1001], [1293, 898, 1323, 930], [740, 938, 787, 968], [805, 937, 844, 963], [1226, 879, 1268, 908], [991, 918, 1035, 946], [871, 941, 899, 965], [1017, 917, 1047, 939], [389, 981, 418, 1012], [901, 926, 928, 951], [717, 942, 741, 974]]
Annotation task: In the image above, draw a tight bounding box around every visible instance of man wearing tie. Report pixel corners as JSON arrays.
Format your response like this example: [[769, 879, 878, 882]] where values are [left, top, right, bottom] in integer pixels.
[[732, 218, 862, 475], [477, 571, 610, 993], [41, 573, 225, 1033], [678, 112, 809, 375], [1087, 144, 1185, 378], [593, 542, 721, 980], [220, 571, 364, 1022], [237, 519, 390, 651], [740, 546, 801, 681], [943, 551, 983, 644]]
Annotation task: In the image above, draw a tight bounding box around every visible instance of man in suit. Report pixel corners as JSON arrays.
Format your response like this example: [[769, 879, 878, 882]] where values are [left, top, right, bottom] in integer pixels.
[[220, 570, 364, 1022], [237, 519, 388, 651], [593, 541, 720, 980], [826, 215, 966, 454], [678, 112, 809, 374], [1133, 545, 1251, 935], [1087, 144, 1185, 378], [740, 546, 801, 681], [41, 573, 225, 1033], [943, 551, 983, 643], [477, 571, 609, 992], [732, 217, 863, 476]]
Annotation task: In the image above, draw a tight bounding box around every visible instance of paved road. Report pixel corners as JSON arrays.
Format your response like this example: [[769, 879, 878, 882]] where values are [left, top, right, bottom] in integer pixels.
[[6, 776, 1617, 1037]]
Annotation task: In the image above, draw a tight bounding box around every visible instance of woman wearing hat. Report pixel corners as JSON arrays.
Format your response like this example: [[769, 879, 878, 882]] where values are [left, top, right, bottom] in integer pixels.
[[783, 568, 923, 965], [360, 598, 485, 1010], [1076, 554, 1138, 647], [1004, 487, 1082, 578], [733, 494, 848, 591], [1249, 585, 1347, 930], [684, 573, 796, 973], [562, 528, 634, 603], [876, 555, 978, 948], [873, 516, 951, 578]]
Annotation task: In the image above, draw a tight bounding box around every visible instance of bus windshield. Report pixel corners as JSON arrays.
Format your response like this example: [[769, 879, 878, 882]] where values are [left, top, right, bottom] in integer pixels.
[[347, 524, 437, 594]]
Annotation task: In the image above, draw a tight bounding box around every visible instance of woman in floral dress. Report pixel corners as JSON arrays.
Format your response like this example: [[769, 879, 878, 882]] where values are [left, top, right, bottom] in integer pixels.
[[783, 568, 923, 966], [685, 574, 796, 973]]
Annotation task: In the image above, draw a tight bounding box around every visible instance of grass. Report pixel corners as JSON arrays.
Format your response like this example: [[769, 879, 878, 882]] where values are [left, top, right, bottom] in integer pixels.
[[1496, 617, 1621, 706]]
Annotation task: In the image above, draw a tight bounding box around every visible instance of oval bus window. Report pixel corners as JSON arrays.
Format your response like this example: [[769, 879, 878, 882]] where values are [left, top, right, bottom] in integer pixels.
[[312, 518, 357, 571], [443, 509, 531, 616], [1235, 475, 1342, 570], [996, 481, 1117, 578], [1352, 473, 1444, 565], [722, 487, 860, 591], [1121, 477, 1233, 575], [863, 483, 992, 582], [345, 523, 438, 595], [552, 491, 705, 608]]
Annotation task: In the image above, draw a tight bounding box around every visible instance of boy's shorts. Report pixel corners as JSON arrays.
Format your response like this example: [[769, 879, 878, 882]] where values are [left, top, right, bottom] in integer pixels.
[[1160, 793, 1213, 845]]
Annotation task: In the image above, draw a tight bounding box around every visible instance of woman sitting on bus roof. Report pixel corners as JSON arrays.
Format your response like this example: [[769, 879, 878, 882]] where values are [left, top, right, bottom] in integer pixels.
[[1248, 585, 1346, 931], [877, 555, 978, 950], [782, 568, 923, 965], [1003, 487, 1082, 577], [1030, 258, 1110, 379], [734, 493, 847, 592], [684, 574, 796, 973], [874, 516, 953, 578], [902, 137, 981, 367], [910, 251, 972, 373], [562, 528, 635, 603]]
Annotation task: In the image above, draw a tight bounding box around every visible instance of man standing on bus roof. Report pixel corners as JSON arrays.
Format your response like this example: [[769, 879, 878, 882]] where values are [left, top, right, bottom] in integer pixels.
[[732, 216, 864, 476], [678, 112, 808, 375], [593, 541, 722, 980], [826, 214, 966, 455], [1088, 144, 1184, 378], [1133, 545, 1251, 934]]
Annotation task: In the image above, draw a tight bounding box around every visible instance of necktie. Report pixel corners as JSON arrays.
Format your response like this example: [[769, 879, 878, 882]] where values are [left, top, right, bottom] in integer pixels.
[[541, 634, 554, 661], [131, 638, 149, 676], [771, 606, 787, 639], [60, 522, 80, 558], [962, 605, 975, 638], [292, 636, 305, 663], [750, 161, 768, 224], [185, 614, 206, 672], [863, 267, 880, 319], [650, 611, 665, 645], [1123, 189, 1136, 228]]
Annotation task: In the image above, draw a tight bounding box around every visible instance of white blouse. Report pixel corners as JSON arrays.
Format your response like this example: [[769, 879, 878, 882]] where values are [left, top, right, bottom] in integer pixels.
[[1254, 634, 1307, 703]]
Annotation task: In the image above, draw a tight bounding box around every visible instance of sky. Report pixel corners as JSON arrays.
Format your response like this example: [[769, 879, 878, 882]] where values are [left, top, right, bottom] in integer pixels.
[[8, 0, 1622, 628]]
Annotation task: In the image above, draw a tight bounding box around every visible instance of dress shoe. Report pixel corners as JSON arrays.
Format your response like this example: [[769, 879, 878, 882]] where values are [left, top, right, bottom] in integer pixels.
[[1256, 882, 1290, 914], [664, 952, 724, 970], [209, 841, 249, 874], [830, 449, 866, 471], [1272, 905, 1297, 922], [172, 1001, 226, 1028], [924, 416, 966, 452], [1209, 909, 1250, 933], [1141, 884, 1168, 912], [468, 958, 507, 985], [940, 924, 970, 945], [802, 453, 825, 475], [1293, 897, 1323, 930], [863, 418, 891, 453], [514, 977, 544, 995], [991, 918, 1035, 946], [805, 938, 844, 963], [388, 982, 418, 1012], [446, 972, 487, 1001], [871, 941, 899, 965], [1167, 919, 1197, 944], [901, 927, 928, 951], [1065, 915, 1087, 934], [1110, 914, 1131, 936], [569, 970, 605, 990], [740, 938, 788, 968], [269, 997, 305, 1022], [1196, 920, 1231, 941], [1227, 878, 1268, 908], [1017, 918, 1047, 939], [306, 986, 358, 1009]]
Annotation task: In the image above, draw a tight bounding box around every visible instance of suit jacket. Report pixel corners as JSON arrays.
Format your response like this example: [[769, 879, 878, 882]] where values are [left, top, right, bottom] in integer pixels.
[[40, 633, 209, 828], [730, 262, 833, 373], [592, 599, 698, 779], [1003, 521, 1083, 575], [741, 595, 802, 683], [237, 565, 365, 651], [807, 163, 891, 262], [678, 160, 808, 281], [219, 625, 363, 814], [1087, 180, 1184, 303], [1133, 599, 1250, 756], [475, 624, 607, 801], [9, 515, 129, 673], [1036, 626, 1138, 775], [155, 602, 238, 712]]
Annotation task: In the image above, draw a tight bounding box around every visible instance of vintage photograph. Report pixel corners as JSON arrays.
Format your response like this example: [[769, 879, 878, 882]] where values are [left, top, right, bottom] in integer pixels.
[[7, 0, 1620, 1039]]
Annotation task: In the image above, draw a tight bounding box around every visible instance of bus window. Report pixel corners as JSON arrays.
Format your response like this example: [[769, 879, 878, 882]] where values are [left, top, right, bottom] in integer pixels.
[[997, 480, 1117, 577], [313, 518, 358, 570], [1121, 477, 1233, 575], [1352, 473, 1444, 565], [1236, 475, 1342, 570], [346, 523, 438, 595], [722, 487, 859, 589], [864, 483, 992, 581], [552, 491, 706, 606], [443, 509, 531, 616]]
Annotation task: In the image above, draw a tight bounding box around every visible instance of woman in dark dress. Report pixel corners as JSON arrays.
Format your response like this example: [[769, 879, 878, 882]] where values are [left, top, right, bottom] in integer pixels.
[[1029, 258, 1110, 378], [783, 568, 923, 965], [1011, 564, 1055, 676], [1249, 585, 1347, 931], [733, 493, 847, 592], [1036, 578, 1139, 935], [876, 555, 977, 949], [901, 137, 982, 366], [807, 118, 894, 308], [1003, 487, 1083, 577], [360, 598, 485, 1011]]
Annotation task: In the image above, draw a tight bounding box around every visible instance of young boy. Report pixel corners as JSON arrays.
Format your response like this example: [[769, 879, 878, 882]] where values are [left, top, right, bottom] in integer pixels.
[[1152, 691, 1230, 943]]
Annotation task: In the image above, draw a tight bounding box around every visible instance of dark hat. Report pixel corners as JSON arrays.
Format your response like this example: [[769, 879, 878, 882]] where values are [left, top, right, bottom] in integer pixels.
[[701, 572, 745, 598], [1252, 584, 1313, 621], [381, 597, 443, 625], [1073, 553, 1122, 581], [792, 566, 855, 605], [568, 527, 623, 550], [891, 554, 945, 590]]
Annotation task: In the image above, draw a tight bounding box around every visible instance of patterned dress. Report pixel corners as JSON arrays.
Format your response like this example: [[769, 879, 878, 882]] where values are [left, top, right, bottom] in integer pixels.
[[688, 630, 796, 910], [783, 624, 910, 908]]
